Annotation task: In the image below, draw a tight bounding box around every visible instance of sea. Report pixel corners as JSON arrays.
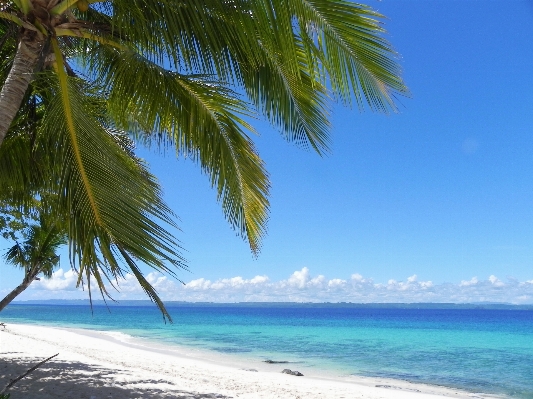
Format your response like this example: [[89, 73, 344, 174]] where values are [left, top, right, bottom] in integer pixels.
[[1, 302, 532, 398]]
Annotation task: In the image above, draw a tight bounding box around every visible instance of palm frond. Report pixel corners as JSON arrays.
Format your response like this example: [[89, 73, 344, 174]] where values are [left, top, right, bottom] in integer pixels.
[[40, 54, 185, 319], [89, 49, 270, 253], [106, 0, 263, 75], [287, 0, 408, 109], [0, 0, 408, 317], [239, 35, 332, 153], [101, 0, 406, 151]]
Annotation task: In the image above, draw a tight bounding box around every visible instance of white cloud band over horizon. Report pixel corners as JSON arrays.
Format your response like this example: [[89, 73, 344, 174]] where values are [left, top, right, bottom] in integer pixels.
[[5, 267, 533, 305]]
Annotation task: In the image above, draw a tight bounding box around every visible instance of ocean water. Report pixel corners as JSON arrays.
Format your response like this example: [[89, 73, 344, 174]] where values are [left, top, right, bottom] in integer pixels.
[[1, 303, 532, 398]]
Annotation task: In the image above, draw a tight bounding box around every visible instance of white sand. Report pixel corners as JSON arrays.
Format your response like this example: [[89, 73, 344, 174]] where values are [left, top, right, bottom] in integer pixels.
[[0, 323, 498, 399]]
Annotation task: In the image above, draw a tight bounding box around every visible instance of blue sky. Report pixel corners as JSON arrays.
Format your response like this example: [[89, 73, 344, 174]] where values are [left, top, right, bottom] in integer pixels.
[[2, 0, 533, 303]]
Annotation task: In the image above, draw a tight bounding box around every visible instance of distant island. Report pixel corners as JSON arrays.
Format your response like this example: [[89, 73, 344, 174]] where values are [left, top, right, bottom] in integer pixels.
[[10, 299, 533, 310]]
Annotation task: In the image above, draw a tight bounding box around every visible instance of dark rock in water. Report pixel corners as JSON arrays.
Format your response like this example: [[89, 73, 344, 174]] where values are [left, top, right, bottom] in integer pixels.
[[264, 359, 289, 364], [281, 369, 304, 376], [282, 369, 295, 375]]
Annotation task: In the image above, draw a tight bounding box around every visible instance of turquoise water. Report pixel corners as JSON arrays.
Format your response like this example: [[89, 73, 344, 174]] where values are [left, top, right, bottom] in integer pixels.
[[2, 303, 532, 397]]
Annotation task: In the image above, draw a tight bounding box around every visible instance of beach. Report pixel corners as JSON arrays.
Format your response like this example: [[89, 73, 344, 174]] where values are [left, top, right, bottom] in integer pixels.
[[0, 323, 497, 399]]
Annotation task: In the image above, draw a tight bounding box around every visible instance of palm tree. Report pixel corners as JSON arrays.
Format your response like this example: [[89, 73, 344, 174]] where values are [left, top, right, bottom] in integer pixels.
[[0, 86, 185, 319], [0, 214, 66, 311], [0, 100, 185, 319], [0, 0, 407, 318]]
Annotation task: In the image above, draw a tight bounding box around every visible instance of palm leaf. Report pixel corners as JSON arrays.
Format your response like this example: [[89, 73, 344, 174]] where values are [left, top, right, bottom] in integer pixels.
[[37, 43, 185, 319], [0, 0, 408, 317], [81, 48, 270, 253]]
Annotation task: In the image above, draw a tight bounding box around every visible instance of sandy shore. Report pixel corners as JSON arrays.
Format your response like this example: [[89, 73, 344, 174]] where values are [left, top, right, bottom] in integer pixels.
[[0, 323, 498, 399]]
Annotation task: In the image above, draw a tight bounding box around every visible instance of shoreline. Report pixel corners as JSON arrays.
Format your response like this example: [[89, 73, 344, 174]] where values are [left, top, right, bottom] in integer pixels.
[[0, 322, 502, 399]]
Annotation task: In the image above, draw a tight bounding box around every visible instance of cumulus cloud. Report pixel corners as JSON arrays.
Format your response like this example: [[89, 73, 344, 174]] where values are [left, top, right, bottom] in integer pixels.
[[18, 267, 533, 304], [32, 269, 79, 291], [460, 277, 478, 287], [489, 275, 505, 287], [328, 279, 346, 289]]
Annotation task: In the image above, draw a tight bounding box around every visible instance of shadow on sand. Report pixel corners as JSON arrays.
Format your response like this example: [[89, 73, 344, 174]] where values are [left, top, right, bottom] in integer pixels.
[[0, 354, 230, 399]]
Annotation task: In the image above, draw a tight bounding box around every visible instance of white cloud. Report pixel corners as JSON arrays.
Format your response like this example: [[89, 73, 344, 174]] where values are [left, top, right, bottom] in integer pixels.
[[287, 267, 311, 288], [13, 267, 533, 304], [460, 277, 478, 287], [32, 269, 79, 291], [328, 279, 346, 289], [489, 275, 505, 287], [420, 281, 433, 289], [250, 275, 269, 284]]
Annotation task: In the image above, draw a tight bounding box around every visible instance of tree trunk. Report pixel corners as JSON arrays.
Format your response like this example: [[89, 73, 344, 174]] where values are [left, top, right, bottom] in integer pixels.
[[0, 268, 40, 312], [0, 33, 44, 146]]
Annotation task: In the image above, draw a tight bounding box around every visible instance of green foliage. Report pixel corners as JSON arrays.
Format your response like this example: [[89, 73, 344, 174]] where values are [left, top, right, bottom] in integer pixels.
[[4, 215, 66, 279], [1, 189, 66, 284], [0, 202, 37, 241], [0, 0, 407, 319]]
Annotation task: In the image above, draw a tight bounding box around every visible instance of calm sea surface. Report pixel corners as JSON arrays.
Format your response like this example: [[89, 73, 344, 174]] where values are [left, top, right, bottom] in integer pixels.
[[2, 304, 532, 398]]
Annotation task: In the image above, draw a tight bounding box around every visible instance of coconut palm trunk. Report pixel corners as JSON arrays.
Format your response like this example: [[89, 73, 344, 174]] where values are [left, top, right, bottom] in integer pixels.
[[0, 265, 40, 311], [0, 34, 44, 145]]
